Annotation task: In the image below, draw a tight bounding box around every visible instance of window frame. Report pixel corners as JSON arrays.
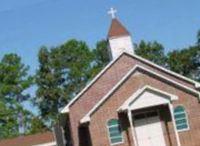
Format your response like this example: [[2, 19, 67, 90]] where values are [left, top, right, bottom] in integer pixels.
[[106, 119, 124, 145], [173, 105, 190, 132]]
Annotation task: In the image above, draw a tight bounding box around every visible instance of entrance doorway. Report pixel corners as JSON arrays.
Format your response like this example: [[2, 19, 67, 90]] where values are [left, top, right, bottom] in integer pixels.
[[133, 111, 166, 146]]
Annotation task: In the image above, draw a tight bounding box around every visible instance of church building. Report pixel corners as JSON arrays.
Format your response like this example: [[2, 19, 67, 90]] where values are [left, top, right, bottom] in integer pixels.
[[60, 8, 200, 146]]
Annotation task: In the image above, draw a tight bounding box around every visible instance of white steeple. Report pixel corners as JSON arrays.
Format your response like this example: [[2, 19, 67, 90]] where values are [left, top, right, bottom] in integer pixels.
[[107, 8, 134, 60]]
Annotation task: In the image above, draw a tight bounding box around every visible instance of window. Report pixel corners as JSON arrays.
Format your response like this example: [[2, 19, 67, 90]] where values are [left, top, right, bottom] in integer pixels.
[[107, 119, 123, 145], [174, 106, 189, 131]]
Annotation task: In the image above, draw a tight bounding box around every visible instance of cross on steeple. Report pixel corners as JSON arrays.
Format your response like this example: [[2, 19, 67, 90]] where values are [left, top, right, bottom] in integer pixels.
[[107, 10, 134, 60], [108, 7, 117, 19]]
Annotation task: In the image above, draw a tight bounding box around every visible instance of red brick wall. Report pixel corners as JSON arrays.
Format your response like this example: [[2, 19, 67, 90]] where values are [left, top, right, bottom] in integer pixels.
[[69, 55, 136, 146], [68, 54, 199, 146], [89, 71, 200, 146]]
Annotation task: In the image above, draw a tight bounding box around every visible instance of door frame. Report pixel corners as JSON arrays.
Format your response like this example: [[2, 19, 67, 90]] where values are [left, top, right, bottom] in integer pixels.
[[132, 109, 166, 146], [127, 103, 181, 146]]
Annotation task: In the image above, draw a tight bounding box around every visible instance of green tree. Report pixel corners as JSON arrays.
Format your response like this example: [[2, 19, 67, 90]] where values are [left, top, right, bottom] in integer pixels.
[[35, 40, 94, 125], [91, 40, 110, 77], [167, 46, 200, 81], [197, 30, 200, 46], [28, 117, 48, 134], [0, 101, 18, 139], [35, 47, 57, 123], [167, 30, 200, 81], [135, 40, 167, 67], [0, 54, 33, 104], [0, 53, 33, 138]]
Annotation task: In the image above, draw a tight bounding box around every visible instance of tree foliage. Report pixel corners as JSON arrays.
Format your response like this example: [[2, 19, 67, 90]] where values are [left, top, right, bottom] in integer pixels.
[[91, 40, 110, 77], [35, 39, 94, 124], [197, 30, 200, 46], [0, 101, 18, 139], [167, 47, 200, 81], [135, 40, 167, 67], [167, 31, 200, 81], [0, 54, 33, 104], [0, 53, 34, 138], [135, 38, 200, 82], [35, 39, 111, 125], [27, 116, 48, 134]]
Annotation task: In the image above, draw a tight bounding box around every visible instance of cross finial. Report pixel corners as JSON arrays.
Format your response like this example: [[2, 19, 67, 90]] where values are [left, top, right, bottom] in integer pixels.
[[108, 7, 117, 19]]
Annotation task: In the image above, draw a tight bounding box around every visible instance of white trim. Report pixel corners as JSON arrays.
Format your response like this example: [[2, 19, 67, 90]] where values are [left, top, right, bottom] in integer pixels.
[[80, 65, 137, 123], [128, 52, 200, 88], [61, 53, 124, 113], [126, 102, 181, 146], [126, 103, 181, 146], [80, 65, 200, 123], [195, 82, 200, 89], [128, 109, 138, 146], [118, 85, 178, 112], [108, 34, 130, 40], [139, 65, 200, 97], [32, 141, 56, 146], [61, 52, 200, 113], [169, 104, 181, 146], [133, 109, 166, 146], [127, 104, 181, 146], [80, 116, 90, 123]]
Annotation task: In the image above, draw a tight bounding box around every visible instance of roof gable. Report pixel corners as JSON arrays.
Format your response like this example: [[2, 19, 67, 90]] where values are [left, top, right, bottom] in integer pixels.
[[118, 85, 178, 112], [80, 65, 200, 124], [61, 52, 200, 113], [61, 54, 124, 113]]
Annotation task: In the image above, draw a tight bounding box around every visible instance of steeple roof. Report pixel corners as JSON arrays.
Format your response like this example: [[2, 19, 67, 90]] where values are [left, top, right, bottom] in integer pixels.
[[108, 18, 130, 38]]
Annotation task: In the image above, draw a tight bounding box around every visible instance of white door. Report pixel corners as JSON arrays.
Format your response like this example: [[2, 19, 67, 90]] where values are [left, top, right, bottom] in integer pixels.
[[133, 111, 166, 146]]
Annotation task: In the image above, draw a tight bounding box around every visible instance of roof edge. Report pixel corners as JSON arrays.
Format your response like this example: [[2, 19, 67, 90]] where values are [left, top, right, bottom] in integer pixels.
[[80, 65, 137, 124], [61, 51, 200, 114], [195, 82, 200, 89], [61, 52, 125, 113], [128, 52, 200, 87], [108, 34, 131, 40], [80, 65, 200, 124], [118, 85, 179, 112]]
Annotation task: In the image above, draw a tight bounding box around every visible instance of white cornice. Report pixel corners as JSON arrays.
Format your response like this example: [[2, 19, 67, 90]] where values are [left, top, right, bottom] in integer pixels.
[[118, 85, 178, 112], [195, 82, 200, 89], [61, 53, 124, 113], [129, 52, 200, 86], [80, 65, 200, 124], [80, 66, 136, 124], [61, 52, 200, 114]]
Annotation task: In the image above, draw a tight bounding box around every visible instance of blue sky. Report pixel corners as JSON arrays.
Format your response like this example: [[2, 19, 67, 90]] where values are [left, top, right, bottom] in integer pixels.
[[0, 0, 200, 73], [0, 0, 200, 113]]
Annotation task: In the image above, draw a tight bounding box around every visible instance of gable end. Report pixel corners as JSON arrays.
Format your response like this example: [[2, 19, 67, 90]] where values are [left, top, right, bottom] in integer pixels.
[[80, 65, 200, 124], [61, 52, 200, 114]]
